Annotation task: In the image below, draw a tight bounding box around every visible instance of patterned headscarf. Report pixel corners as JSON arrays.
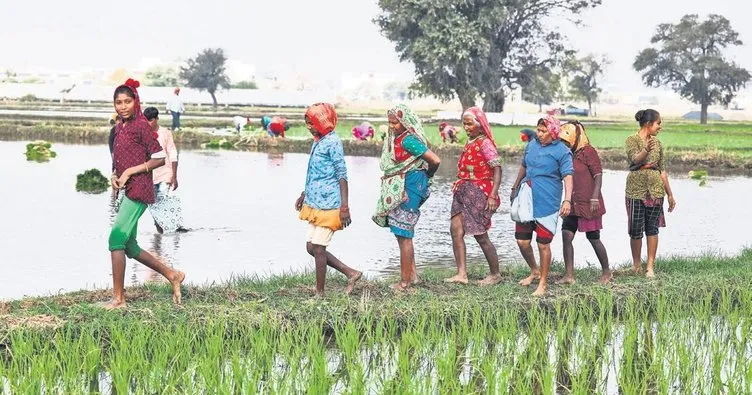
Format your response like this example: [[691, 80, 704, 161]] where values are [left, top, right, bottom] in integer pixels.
[[462, 106, 496, 146], [114, 78, 144, 120], [386, 104, 427, 157], [543, 115, 562, 140], [305, 103, 338, 140], [560, 122, 590, 152], [387, 104, 426, 138]]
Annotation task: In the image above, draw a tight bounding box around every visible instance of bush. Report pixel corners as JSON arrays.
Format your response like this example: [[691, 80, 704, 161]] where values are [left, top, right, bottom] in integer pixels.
[[18, 94, 39, 102]]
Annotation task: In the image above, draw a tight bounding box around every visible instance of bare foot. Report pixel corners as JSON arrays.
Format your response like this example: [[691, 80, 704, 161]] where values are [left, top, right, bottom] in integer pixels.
[[531, 285, 547, 296], [555, 276, 576, 285], [645, 269, 655, 278], [169, 271, 186, 305], [444, 274, 469, 284], [598, 270, 613, 284], [411, 276, 422, 286], [344, 271, 362, 295], [391, 282, 410, 292], [518, 273, 539, 287], [633, 265, 643, 275], [477, 274, 502, 287], [314, 291, 325, 298], [97, 299, 127, 310]]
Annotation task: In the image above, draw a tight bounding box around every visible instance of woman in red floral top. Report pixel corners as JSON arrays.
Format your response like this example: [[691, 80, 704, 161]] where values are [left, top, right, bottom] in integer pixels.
[[445, 107, 503, 286], [101, 79, 185, 310]]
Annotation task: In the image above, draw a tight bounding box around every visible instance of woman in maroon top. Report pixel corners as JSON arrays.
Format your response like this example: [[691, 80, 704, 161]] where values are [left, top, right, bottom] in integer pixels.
[[102, 79, 185, 310], [558, 122, 611, 284]]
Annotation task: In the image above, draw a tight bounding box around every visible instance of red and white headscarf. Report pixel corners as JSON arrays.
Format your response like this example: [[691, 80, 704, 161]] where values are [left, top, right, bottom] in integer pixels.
[[305, 103, 338, 141], [462, 106, 496, 146], [543, 115, 562, 140]]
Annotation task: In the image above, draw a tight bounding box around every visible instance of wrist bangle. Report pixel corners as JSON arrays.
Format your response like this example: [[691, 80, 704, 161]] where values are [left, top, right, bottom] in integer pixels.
[[590, 199, 599, 201], [562, 200, 571, 204]]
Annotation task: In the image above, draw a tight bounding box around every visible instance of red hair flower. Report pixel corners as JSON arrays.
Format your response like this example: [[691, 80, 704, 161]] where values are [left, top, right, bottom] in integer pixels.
[[124, 78, 140, 89], [520, 132, 529, 142]]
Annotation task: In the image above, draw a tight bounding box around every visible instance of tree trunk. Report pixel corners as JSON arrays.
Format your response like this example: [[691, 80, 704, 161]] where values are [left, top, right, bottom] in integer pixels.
[[210, 91, 218, 110], [538, 102, 543, 112], [587, 98, 592, 116], [482, 91, 505, 113], [456, 88, 476, 111], [700, 102, 708, 124]]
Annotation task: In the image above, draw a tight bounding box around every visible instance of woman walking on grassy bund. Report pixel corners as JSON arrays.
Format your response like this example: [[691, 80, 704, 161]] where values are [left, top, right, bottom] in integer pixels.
[[373, 105, 441, 291], [510, 116, 573, 296], [104, 79, 185, 310], [445, 107, 503, 286], [625, 109, 677, 277], [295, 103, 362, 297], [557, 121, 611, 285]]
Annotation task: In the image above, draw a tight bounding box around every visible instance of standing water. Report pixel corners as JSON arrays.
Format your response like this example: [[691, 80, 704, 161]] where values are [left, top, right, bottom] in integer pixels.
[[1, 141, 750, 299]]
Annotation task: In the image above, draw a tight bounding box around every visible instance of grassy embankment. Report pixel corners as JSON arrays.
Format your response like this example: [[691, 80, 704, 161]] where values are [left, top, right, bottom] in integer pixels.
[[1, 251, 751, 393], [2, 109, 752, 169]]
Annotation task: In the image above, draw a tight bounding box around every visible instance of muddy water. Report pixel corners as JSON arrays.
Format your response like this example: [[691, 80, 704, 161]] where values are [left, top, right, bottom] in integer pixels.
[[1, 141, 750, 300]]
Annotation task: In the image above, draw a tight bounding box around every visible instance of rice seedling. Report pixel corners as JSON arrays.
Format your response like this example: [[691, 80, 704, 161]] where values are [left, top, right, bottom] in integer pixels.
[[1, 252, 751, 393]]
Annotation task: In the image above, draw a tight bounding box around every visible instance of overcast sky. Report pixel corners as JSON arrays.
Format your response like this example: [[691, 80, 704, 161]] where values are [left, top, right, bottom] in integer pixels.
[[1, 0, 749, 93]]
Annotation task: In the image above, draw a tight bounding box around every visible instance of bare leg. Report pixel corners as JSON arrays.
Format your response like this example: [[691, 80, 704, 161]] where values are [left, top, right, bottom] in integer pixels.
[[532, 242, 552, 296], [393, 236, 414, 290], [306, 243, 362, 295], [476, 233, 502, 286], [645, 235, 659, 278], [517, 239, 539, 286], [309, 244, 328, 297], [101, 250, 128, 310], [557, 230, 576, 285], [410, 259, 420, 285], [446, 214, 468, 284], [589, 238, 612, 284], [133, 251, 185, 304], [630, 238, 643, 273]]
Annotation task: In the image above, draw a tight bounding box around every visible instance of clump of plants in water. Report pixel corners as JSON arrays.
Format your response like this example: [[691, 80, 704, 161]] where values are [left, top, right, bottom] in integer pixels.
[[689, 169, 709, 186], [204, 138, 234, 149], [24, 140, 57, 162], [75, 169, 110, 194]]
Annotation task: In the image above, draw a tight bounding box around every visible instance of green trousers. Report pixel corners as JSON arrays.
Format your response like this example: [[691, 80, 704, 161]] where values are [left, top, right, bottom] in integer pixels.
[[108, 196, 147, 258]]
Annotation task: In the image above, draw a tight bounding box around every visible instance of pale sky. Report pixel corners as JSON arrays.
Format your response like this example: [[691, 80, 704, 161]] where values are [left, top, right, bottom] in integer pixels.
[[1, 0, 749, 93]]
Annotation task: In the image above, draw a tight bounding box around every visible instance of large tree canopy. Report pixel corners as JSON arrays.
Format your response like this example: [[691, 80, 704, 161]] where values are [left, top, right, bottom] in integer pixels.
[[375, 0, 600, 112], [180, 48, 231, 109], [634, 14, 750, 124], [566, 54, 608, 116]]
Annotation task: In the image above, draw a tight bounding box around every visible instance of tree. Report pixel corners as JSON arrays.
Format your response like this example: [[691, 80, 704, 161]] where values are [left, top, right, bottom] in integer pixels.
[[143, 66, 179, 87], [180, 48, 231, 109], [231, 80, 258, 89], [566, 54, 608, 116], [520, 65, 562, 112], [375, 0, 599, 112], [633, 14, 751, 124]]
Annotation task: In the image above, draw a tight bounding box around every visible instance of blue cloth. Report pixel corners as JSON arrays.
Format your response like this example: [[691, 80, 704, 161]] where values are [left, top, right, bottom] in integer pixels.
[[402, 134, 428, 156], [389, 170, 429, 238], [304, 133, 348, 210], [522, 139, 574, 218]]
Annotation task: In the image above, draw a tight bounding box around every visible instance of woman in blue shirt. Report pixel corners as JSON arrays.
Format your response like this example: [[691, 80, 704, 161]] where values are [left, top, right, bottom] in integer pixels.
[[510, 116, 574, 296]]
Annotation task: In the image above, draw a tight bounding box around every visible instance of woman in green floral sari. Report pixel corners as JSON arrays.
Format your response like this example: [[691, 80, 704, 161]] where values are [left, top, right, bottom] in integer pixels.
[[373, 105, 441, 291]]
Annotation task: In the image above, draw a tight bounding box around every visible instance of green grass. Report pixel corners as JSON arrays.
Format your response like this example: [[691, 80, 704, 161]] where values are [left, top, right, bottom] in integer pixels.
[[282, 120, 752, 155], [1, 251, 751, 393]]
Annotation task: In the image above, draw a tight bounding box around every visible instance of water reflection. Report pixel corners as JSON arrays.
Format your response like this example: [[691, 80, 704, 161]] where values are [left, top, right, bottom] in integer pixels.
[[0, 141, 750, 299]]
